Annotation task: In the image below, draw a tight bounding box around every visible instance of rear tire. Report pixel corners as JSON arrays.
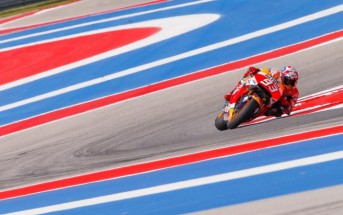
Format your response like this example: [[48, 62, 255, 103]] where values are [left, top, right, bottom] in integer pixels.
[[215, 112, 228, 131], [227, 98, 259, 129]]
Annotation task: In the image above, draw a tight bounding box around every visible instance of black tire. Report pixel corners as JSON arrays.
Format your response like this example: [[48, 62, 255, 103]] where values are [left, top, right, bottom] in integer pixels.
[[215, 112, 228, 131], [227, 98, 259, 129]]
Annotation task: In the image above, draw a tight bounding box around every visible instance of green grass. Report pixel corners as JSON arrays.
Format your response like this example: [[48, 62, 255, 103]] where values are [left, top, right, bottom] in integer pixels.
[[0, 0, 76, 19]]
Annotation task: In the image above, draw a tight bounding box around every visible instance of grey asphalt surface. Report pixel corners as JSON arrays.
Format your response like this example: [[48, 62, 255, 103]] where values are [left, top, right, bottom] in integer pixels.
[[0, 1, 343, 214]]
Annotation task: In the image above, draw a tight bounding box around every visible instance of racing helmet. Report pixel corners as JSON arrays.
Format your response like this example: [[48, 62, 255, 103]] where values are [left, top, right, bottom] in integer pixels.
[[281, 66, 298, 87]]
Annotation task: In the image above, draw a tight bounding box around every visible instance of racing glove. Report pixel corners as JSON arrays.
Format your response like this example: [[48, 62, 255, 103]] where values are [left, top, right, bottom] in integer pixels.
[[243, 66, 260, 77], [224, 93, 231, 101], [280, 97, 292, 115]]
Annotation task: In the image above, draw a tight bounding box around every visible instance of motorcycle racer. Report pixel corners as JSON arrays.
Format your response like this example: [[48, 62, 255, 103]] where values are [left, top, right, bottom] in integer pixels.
[[224, 66, 299, 117]]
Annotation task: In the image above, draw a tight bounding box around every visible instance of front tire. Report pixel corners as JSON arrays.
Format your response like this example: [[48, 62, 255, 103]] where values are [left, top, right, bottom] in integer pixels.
[[215, 112, 228, 131], [227, 98, 259, 129]]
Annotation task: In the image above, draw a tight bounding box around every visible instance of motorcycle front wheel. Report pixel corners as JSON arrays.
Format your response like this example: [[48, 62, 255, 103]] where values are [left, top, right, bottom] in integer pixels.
[[215, 112, 228, 131], [227, 98, 259, 129]]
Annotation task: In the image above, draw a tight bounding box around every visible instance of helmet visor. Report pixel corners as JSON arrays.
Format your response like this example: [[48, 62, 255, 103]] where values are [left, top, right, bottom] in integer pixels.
[[284, 77, 296, 87]]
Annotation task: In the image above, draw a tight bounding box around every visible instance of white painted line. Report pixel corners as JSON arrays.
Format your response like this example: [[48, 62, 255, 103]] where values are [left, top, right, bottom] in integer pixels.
[[34, 2, 78, 16], [321, 104, 343, 111], [0, 0, 214, 45], [5, 150, 343, 215], [299, 85, 343, 100], [0, 5, 342, 112]]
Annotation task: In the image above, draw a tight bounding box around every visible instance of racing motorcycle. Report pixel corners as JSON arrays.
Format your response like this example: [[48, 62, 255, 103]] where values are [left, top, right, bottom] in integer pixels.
[[215, 71, 284, 130]]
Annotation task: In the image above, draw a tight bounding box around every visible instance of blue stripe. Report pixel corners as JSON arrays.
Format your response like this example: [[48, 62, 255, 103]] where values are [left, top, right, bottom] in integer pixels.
[[49, 158, 343, 215], [1, 11, 342, 125], [0, 0, 210, 48], [1, 0, 343, 212], [1, 0, 341, 49], [0, 0, 181, 41], [1, 134, 342, 213], [0, 1, 341, 124]]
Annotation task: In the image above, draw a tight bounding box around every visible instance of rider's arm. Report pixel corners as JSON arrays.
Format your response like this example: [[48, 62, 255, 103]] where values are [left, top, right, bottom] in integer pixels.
[[281, 88, 299, 115]]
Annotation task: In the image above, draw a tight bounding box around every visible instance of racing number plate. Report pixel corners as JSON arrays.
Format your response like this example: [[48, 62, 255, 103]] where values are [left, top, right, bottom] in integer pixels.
[[261, 78, 279, 93]]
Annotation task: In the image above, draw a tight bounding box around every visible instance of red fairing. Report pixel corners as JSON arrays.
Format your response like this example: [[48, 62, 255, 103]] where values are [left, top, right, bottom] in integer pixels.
[[254, 73, 283, 103], [229, 83, 247, 104]]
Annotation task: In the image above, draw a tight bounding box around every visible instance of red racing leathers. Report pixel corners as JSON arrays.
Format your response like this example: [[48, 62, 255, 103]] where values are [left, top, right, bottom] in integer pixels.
[[225, 66, 299, 117]]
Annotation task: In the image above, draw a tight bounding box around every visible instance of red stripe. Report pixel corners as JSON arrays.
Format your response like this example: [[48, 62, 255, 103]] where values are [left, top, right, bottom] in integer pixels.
[[0, 27, 160, 85], [1, 124, 342, 200], [1, 30, 342, 137]]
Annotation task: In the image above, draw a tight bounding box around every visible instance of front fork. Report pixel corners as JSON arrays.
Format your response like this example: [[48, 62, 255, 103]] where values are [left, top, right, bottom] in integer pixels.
[[225, 93, 266, 121], [222, 100, 230, 121], [223, 101, 235, 122]]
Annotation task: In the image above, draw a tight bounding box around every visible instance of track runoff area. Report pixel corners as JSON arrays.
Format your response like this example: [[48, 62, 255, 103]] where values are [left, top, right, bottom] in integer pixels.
[[0, 0, 343, 214]]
